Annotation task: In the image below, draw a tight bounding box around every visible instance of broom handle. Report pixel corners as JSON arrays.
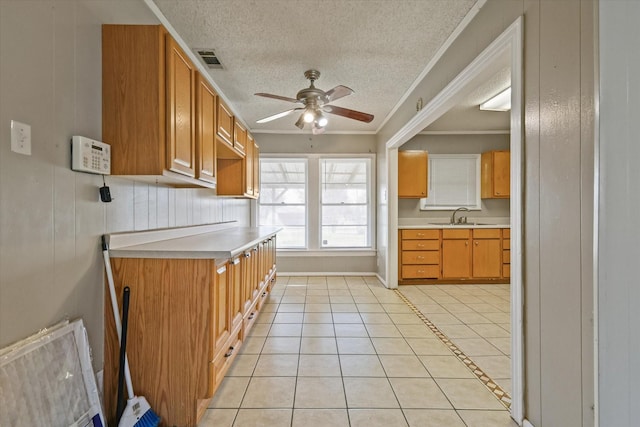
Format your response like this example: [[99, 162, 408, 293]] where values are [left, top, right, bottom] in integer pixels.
[[102, 236, 135, 400]]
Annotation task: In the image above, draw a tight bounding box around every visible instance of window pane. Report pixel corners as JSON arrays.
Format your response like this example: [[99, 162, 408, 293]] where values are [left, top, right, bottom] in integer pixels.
[[259, 158, 307, 248], [259, 205, 306, 226], [321, 226, 368, 247], [260, 184, 306, 204], [321, 205, 368, 225], [322, 184, 367, 204]]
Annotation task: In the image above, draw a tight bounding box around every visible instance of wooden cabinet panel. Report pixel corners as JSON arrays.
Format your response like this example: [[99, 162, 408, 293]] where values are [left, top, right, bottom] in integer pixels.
[[402, 251, 439, 265], [442, 229, 471, 239], [402, 265, 440, 279], [244, 133, 254, 196], [196, 74, 216, 183], [401, 229, 439, 240], [216, 98, 234, 147], [229, 256, 244, 333], [398, 151, 428, 198], [234, 121, 247, 155], [481, 150, 510, 198], [442, 239, 471, 278], [402, 240, 439, 251], [253, 141, 260, 198], [213, 263, 230, 358], [503, 264, 511, 278], [166, 36, 196, 177], [472, 228, 501, 239], [472, 239, 502, 278]]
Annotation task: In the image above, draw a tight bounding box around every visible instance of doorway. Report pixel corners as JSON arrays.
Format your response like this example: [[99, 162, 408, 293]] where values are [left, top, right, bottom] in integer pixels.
[[384, 17, 524, 424]]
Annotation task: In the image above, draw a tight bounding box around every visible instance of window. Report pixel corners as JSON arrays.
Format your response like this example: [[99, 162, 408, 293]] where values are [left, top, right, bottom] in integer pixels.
[[320, 158, 371, 248], [258, 158, 307, 248], [258, 155, 374, 251], [420, 154, 481, 210]]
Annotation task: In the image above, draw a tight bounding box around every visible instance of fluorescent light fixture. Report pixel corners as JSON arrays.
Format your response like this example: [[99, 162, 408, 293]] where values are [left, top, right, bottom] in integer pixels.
[[480, 87, 511, 111]]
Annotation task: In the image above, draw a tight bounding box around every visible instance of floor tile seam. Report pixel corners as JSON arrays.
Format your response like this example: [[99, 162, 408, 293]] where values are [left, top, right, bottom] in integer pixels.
[[394, 289, 512, 410]]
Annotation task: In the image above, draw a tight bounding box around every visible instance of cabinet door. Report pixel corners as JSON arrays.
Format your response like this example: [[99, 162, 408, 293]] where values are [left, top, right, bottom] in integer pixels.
[[196, 74, 216, 183], [253, 142, 260, 198], [234, 121, 247, 155], [166, 35, 196, 177], [242, 250, 254, 313], [493, 151, 510, 197], [472, 239, 502, 278], [217, 98, 234, 146], [229, 256, 244, 332], [245, 133, 254, 196], [398, 151, 428, 198], [442, 239, 471, 278], [213, 263, 230, 358]]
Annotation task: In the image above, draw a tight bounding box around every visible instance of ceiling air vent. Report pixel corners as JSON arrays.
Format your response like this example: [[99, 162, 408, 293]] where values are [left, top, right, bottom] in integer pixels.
[[194, 49, 224, 70]]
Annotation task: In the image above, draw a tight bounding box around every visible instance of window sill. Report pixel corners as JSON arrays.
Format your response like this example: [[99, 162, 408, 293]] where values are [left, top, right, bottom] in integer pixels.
[[277, 249, 377, 257]]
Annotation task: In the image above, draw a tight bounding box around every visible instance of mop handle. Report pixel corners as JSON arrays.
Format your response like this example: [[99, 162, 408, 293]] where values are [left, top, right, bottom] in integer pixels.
[[102, 236, 135, 400]]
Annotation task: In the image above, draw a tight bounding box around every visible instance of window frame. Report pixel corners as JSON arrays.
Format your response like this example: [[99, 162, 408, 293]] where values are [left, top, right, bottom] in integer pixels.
[[419, 153, 481, 211], [258, 153, 376, 253]]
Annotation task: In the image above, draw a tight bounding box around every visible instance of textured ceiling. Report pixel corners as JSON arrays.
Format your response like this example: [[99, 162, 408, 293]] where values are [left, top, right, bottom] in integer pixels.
[[153, 0, 478, 134]]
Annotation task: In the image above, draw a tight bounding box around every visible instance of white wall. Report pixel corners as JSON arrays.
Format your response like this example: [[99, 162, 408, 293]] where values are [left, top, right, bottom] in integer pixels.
[[598, 1, 640, 425], [0, 0, 250, 369]]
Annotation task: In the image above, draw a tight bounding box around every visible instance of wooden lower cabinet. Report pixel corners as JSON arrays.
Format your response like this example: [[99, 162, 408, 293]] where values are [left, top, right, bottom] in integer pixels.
[[104, 236, 277, 427], [400, 227, 510, 283], [442, 237, 471, 278]]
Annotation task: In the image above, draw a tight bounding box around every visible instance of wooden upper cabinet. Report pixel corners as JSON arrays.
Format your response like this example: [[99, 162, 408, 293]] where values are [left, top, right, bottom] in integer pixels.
[[253, 140, 260, 198], [234, 122, 247, 156], [398, 150, 428, 198], [216, 98, 234, 147], [481, 150, 510, 198], [102, 25, 216, 188], [244, 133, 253, 196], [196, 74, 216, 184], [166, 36, 196, 177]]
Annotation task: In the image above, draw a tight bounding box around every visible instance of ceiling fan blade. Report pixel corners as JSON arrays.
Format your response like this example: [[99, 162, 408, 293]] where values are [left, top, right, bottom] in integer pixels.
[[323, 105, 374, 123], [324, 85, 354, 103], [256, 108, 302, 124], [294, 113, 305, 129], [254, 92, 300, 103]]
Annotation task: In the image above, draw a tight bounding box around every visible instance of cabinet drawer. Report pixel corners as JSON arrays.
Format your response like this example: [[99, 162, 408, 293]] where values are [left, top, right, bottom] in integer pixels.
[[503, 264, 511, 278], [402, 240, 440, 251], [503, 239, 511, 250], [503, 228, 510, 238], [472, 228, 501, 239], [402, 251, 439, 265], [442, 229, 470, 239], [401, 229, 439, 240], [503, 249, 511, 263], [209, 331, 241, 397], [402, 265, 440, 279]]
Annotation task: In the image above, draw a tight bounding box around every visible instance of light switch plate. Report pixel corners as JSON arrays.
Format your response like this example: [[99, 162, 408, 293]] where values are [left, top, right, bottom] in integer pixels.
[[11, 120, 31, 155]]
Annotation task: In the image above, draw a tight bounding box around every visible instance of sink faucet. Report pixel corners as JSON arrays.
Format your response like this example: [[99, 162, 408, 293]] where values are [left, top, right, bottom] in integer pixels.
[[451, 207, 470, 224]]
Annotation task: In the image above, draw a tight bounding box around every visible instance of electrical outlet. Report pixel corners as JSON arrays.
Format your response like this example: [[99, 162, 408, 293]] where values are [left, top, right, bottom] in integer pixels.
[[11, 120, 31, 155]]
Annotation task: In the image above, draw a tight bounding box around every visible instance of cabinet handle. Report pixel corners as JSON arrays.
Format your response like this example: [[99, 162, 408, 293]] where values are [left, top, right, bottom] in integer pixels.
[[262, 292, 267, 297], [475, 241, 479, 246], [417, 256, 425, 260], [245, 252, 251, 258], [418, 270, 424, 274], [417, 233, 424, 237], [417, 244, 425, 248], [248, 312, 255, 320], [465, 241, 468, 246], [224, 346, 234, 358]]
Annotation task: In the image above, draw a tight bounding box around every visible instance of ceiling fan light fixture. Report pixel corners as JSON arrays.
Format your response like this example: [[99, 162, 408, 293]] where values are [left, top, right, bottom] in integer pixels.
[[303, 110, 315, 123], [316, 112, 328, 127]]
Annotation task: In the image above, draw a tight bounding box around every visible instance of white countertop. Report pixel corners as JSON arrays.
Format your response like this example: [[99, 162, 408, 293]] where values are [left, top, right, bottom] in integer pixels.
[[107, 223, 281, 259], [398, 217, 510, 229]]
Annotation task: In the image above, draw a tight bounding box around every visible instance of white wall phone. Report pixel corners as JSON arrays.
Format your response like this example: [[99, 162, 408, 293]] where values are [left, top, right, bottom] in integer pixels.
[[71, 135, 111, 175]]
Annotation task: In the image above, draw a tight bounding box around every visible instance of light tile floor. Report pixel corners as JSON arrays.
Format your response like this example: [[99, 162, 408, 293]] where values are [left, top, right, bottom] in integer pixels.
[[199, 276, 516, 427]]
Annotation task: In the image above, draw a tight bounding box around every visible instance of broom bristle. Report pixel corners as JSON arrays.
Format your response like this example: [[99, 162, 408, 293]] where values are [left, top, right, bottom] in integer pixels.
[[133, 409, 160, 427]]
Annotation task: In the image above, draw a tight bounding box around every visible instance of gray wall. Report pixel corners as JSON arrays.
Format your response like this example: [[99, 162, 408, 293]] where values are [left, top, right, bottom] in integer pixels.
[[598, 1, 640, 425], [257, 132, 379, 275], [377, 0, 595, 425], [399, 133, 510, 220], [0, 0, 250, 369]]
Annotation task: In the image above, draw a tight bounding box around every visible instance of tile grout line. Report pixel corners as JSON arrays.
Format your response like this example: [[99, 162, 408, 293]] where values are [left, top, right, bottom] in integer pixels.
[[394, 289, 512, 409]]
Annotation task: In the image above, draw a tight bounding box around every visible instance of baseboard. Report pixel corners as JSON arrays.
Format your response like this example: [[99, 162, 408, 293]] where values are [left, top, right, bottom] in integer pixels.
[[375, 273, 387, 286], [278, 272, 377, 277], [523, 419, 535, 427]]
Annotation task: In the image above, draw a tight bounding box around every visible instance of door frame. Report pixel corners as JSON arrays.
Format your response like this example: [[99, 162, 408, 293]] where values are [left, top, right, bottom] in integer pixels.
[[384, 17, 524, 423]]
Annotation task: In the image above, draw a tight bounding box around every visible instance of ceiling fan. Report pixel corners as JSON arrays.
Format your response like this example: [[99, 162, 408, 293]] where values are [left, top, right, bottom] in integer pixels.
[[255, 69, 374, 134]]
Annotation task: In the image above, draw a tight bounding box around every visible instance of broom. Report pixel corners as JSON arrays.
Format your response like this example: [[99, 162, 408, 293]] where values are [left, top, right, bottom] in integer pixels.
[[102, 236, 160, 427]]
